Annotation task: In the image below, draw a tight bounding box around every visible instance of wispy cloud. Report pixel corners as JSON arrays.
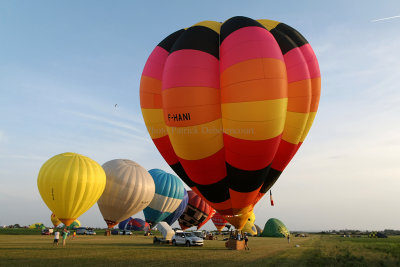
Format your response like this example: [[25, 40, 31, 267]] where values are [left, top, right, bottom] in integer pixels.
[[371, 15, 400, 22], [68, 110, 144, 134]]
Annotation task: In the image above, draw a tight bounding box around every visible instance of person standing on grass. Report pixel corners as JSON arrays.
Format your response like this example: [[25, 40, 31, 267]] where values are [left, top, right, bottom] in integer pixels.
[[53, 230, 60, 246], [62, 228, 69, 246], [72, 231, 76, 239], [244, 234, 249, 250], [287, 234, 290, 244]]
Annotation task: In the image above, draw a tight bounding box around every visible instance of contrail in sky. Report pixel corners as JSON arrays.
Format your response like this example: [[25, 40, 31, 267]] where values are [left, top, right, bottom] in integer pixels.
[[371, 15, 400, 22]]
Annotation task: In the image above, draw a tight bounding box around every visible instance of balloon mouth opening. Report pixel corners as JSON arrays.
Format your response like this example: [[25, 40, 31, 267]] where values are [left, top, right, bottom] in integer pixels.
[[59, 218, 76, 227], [105, 220, 118, 229]]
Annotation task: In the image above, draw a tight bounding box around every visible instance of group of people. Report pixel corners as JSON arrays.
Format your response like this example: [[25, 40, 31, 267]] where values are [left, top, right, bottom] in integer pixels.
[[53, 228, 75, 247]]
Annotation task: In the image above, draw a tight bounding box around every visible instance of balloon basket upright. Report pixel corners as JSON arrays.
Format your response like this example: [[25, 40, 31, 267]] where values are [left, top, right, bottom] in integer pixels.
[[225, 238, 245, 250]]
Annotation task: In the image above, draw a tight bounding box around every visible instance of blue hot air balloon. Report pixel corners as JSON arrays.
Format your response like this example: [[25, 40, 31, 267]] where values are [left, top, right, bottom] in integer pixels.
[[143, 169, 185, 225], [163, 189, 188, 226], [119, 217, 150, 231]]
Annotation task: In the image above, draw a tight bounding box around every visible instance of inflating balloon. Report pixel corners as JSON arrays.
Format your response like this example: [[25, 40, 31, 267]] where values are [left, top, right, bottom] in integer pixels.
[[211, 212, 228, 232], [143, 169, 185, 225], [119, 217, 150, 232], [140, 16, 321, 230], [178, 190, 213, 230], [163, 188, 189, 226], [65, 219, 81, 230], [242, 212, 257, 236], [37, 152, 106, 226], [197, 208, 215, 230], [29, 223, 45, 229], [255, 224, 262, 236], [51, 213, 61, 228], [261, 218, 290, 237], [97, 159, 155, 228]]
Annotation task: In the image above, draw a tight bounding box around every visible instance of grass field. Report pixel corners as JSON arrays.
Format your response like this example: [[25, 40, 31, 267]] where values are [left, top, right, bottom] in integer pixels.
[[0, 233, 399, 266]]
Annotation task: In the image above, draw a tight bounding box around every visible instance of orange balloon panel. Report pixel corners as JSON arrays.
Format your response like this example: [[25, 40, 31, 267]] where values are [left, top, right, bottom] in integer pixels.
[[140, 17, 321, 229]]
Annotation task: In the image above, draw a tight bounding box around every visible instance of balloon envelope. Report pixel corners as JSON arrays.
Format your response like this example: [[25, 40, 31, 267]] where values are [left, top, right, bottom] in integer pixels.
[[65, 219, 81, 230], [119, 218, 150, 231], [242, 212, 257, 236], [140, 16, 320, 229], [197, 208, 215, 230], [51, 213, 61, 227], [97, 159, 155, 228], [143, 169, 185, 225], [37, 152, 106, 226], [255, 224, 262, 236], [29, 223, 45, 229], [163, 189, 188, 226], [261, 218, 290, 237], [178, 190, 213, 230], [211, 212, 228, 232]]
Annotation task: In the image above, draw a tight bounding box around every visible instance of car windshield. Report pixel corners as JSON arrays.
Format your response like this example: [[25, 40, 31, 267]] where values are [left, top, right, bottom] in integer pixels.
[[184, 233, 193, 237]]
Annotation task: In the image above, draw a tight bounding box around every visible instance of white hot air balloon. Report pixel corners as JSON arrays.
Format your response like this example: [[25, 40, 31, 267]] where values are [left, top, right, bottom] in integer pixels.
[[97, 159, 155, 228]]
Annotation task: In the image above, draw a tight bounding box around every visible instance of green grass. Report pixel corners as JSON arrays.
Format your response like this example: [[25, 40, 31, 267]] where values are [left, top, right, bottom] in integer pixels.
[[0, 234, 399, 266], [0, 228, 42, 235]]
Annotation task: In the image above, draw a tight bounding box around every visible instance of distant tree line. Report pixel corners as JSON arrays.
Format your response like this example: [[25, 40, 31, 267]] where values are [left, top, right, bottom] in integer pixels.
[[319, 229, 400, 235]]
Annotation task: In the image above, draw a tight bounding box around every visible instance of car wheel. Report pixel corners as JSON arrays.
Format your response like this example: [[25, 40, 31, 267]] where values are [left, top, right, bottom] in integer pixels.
[[172, 240, 176, 246], [186, 241, 190, 247]]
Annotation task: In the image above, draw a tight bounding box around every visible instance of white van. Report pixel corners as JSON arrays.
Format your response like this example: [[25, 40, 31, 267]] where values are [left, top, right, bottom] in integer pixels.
[[172, 231, 204, 247]]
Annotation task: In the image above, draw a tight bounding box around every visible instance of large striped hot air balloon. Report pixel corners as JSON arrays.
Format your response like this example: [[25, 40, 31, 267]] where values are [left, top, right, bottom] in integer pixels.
[[163, 188, 189, 226], [211, 212, 228, 232], [140, 16, 321, 230], [97, 159, 155, 228], [178, 190, 213, 230], [37, 153, 106, 226], [143, 169, 185, 226]]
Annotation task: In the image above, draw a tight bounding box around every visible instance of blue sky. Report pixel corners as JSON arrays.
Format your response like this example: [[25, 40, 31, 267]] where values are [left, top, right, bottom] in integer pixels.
[[1, 1, 399, 231]]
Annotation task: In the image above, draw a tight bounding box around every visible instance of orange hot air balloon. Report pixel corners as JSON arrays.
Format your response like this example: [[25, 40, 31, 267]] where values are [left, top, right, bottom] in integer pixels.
[[140, 16, 321, 230]]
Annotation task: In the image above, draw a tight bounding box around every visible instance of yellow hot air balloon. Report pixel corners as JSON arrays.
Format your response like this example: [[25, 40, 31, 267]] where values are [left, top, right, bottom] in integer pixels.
[[51, 213, 61, 227], [37, 152, 106, 226], [242, 212, 257, 236]]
